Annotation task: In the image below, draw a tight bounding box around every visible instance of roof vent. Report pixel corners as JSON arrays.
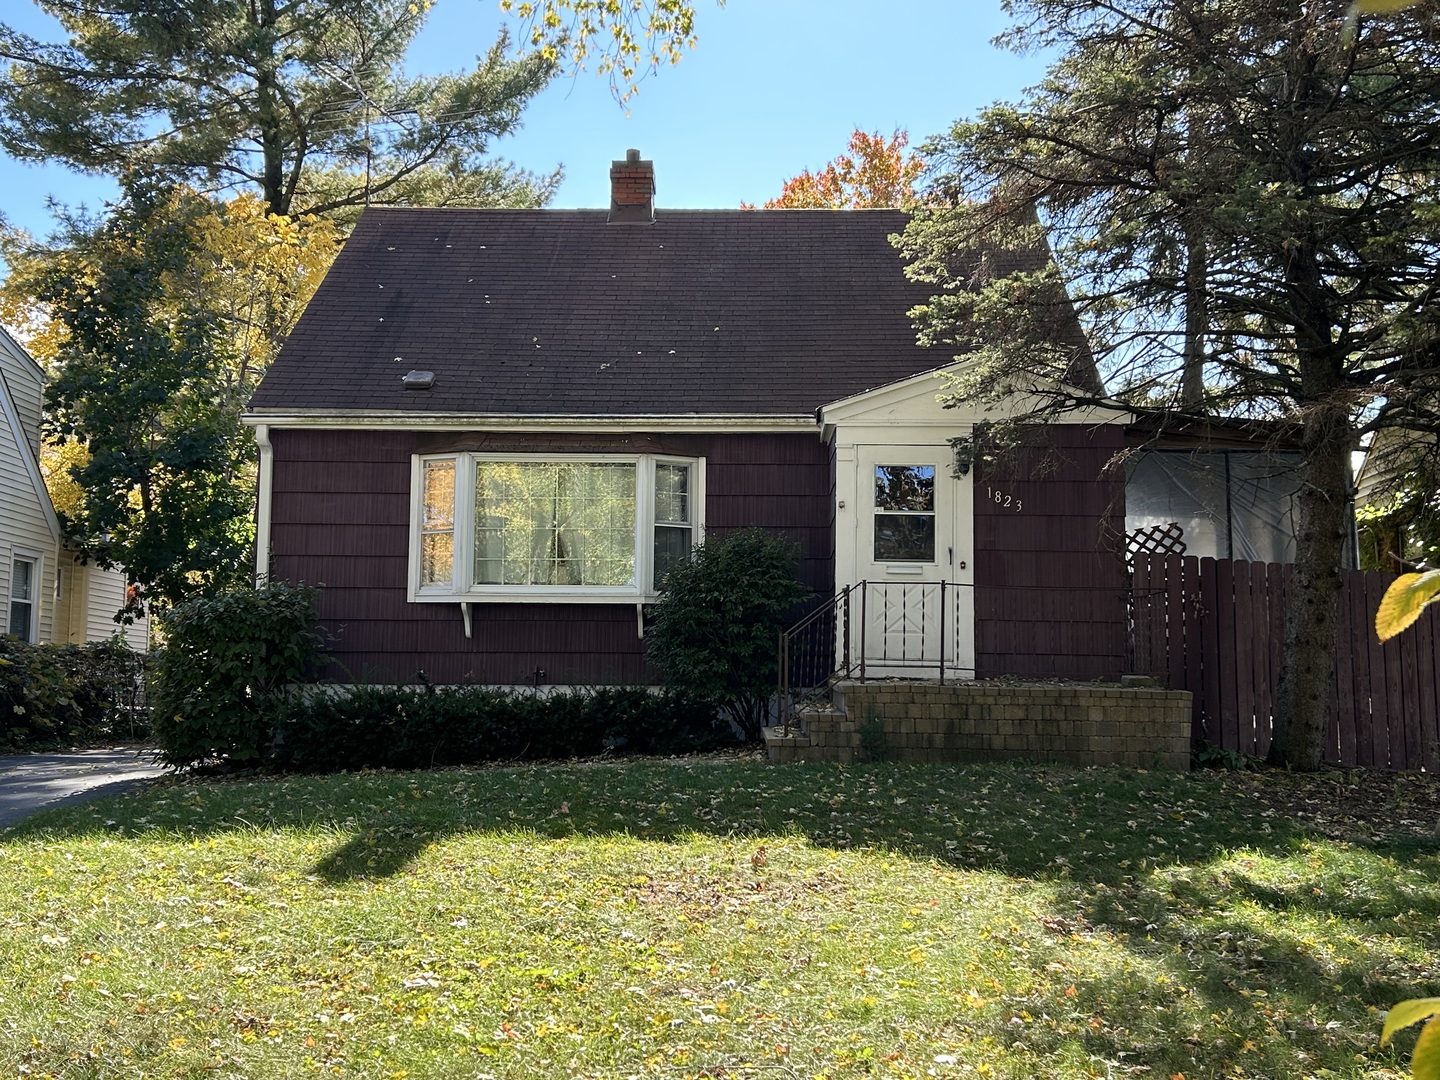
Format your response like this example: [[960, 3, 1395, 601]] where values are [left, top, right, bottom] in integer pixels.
[[402, 369, 435, 390], [609, 148, 655, 224]]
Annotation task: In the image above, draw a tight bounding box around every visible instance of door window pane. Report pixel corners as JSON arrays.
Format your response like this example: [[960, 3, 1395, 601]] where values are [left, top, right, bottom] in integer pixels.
[[875, 465, 934, 511], [874, 515, 935, 562], [874, 465, 936, 562]]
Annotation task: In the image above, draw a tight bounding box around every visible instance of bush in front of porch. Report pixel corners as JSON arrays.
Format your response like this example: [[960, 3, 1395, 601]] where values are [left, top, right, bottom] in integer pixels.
[[646, 526, 810, 742]]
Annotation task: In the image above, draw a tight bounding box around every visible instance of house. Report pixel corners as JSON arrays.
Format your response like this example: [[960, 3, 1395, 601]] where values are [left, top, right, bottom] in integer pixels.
[[245, 151, 1294, 690], [0, 326, 148, 649]]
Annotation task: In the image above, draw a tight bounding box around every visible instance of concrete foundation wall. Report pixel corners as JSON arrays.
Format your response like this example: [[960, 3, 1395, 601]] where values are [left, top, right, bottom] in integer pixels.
[[767, 681, 1192, 770]]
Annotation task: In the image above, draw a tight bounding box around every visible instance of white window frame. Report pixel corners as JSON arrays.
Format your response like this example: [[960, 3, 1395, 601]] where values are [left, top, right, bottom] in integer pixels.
[[407, 452, 705, 603], [8, 549, 42, 643]]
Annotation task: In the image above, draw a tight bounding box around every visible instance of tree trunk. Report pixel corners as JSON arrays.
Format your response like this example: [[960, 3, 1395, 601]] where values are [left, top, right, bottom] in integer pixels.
[[1267, 401, 1350, 770], [1180, 219, 1206, 408], [254, 0, 288, 216]]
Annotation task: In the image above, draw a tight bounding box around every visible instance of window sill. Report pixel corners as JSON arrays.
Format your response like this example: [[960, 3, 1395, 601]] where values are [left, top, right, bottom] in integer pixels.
[[411, 589, 656, 605]]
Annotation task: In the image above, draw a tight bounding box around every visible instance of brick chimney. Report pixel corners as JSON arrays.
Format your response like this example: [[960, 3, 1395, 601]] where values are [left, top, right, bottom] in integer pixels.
[[609, 149, 654, 223]]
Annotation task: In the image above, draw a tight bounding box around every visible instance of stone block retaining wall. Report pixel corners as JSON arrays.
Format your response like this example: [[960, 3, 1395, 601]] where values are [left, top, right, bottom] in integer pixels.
[[766, 681, 1192, 770]]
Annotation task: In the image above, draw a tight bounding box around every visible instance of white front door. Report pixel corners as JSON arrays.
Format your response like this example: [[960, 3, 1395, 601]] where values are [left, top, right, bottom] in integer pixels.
[[852, 446, 974, 678]]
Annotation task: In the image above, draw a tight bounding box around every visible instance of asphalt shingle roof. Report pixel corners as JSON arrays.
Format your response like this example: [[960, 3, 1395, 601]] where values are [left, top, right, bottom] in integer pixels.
[[249, 207, 998, 417]]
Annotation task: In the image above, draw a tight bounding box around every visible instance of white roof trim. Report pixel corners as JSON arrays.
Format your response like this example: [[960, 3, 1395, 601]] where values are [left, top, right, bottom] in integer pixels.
[[818, 361, 1131, 438], [242, 412, 822, 434], [0, 343, 62, 546], [0, 323, 45, 383], [819, 363, 966, 417]]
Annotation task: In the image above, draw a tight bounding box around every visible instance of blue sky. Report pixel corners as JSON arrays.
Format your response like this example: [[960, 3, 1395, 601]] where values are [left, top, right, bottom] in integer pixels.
[[0, 0, 1049, 242]]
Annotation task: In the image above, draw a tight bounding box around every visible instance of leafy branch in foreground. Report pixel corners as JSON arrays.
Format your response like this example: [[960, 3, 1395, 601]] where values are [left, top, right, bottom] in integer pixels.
[[1381, 998, 1440, 1080], [1376, 571, 1440, 642], [499, 0, 720, 102]]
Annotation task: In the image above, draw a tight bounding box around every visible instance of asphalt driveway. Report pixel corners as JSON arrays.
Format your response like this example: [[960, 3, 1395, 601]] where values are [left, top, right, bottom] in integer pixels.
[[0, 747, 170, 828]]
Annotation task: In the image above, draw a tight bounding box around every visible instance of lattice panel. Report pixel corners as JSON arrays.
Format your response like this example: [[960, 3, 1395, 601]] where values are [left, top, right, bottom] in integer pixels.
[[1126, 521, 1187, 566]]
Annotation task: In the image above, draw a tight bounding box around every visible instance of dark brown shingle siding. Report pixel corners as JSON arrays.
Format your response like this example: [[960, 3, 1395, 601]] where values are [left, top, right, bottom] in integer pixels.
[[269, 427, 831, 684], [972, 425, 1128, 680]]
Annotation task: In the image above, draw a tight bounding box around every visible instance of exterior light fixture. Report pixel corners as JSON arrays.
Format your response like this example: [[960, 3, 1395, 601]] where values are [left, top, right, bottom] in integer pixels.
[[948, 435, 974, 478]]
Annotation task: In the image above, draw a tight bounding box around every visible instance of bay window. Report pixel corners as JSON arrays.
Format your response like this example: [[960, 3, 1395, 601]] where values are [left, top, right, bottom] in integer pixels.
[[409, 453, 703, 601]]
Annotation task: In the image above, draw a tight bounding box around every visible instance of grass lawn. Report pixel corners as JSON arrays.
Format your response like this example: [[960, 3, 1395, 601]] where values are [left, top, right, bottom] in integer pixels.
[[1, 756, 1438, 1079]]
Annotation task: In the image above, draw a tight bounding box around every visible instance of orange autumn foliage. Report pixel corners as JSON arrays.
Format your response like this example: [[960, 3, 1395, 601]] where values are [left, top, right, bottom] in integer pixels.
[[745, 129, 925, 210]]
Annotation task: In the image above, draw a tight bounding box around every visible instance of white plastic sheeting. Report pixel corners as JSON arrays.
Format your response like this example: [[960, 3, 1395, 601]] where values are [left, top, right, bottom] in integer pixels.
[[1125, 450, 1302, 564]]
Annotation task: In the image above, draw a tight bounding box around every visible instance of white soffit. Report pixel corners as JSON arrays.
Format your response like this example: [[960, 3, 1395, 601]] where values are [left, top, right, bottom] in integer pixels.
[[818, 363, 1130, 439], [240, 412, 820, 434]]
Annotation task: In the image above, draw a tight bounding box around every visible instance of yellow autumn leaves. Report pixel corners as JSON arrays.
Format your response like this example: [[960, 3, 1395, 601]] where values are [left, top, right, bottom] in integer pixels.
[[499, 0, 714, 102], [0, 191, 339, 519], [1382, 998, 1440, 1080]]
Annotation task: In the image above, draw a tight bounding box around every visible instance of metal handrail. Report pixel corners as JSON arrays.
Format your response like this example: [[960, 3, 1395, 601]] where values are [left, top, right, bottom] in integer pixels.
[[776, 579, 971, 732], [776, 578, 1159, 734], [776, 582, 857, 735]]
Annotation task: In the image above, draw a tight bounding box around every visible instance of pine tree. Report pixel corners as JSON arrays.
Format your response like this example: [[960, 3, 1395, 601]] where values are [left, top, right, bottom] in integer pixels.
[[899, 0, 1440, 769], [0, 0, 558, 217]]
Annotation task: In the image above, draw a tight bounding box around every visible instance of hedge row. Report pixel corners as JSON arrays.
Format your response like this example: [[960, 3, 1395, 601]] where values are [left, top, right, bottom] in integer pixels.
[[148, 583, 738, 770], [270, 684, 737, 773], [0, 636, 148, 752], [143, 578, 777, 771]]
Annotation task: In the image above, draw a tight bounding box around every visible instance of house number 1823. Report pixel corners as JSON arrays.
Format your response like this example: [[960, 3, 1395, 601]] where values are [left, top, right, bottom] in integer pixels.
[[986, 486, 1023, 512]]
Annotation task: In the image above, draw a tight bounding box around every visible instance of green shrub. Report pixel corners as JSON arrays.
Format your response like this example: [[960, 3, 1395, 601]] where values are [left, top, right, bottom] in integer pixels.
[[150, 582, 323, 767], [0, 635, 149, 751], [1193, 739, 1258, 771], [64, 636, 151, 741], [645, 526, 809, 741], [271, 684, 734, 772]]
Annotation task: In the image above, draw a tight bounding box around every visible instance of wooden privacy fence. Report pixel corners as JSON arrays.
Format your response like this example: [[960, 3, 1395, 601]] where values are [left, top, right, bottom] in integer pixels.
[[1131, 552, 1440, 770]]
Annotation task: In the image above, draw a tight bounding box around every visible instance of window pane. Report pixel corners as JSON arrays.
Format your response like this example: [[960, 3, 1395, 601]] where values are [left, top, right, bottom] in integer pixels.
[[9, 601, 31, 641], [654, 524, 692, 587], [475, 462, 636, 586], [10, 559, 33, 601], [419, 461, 455, 587], [655, 463, 689, 524], [423, 461, 455, 529], [875, 465, 935, 511], [875, 514, 935, 562], [421, 533, 454, 587]]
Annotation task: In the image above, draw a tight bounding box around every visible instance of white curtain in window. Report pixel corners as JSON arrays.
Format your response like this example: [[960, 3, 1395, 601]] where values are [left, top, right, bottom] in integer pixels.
[[475, 463, 636, 586]]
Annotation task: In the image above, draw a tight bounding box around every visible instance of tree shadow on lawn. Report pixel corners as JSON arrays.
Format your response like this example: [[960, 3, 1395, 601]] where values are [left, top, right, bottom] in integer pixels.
[[7, 757, 1435, 890], [288, 758, 1440, 1074], [291, 760, 1320, 884], [8, 757, 1439, 1074]]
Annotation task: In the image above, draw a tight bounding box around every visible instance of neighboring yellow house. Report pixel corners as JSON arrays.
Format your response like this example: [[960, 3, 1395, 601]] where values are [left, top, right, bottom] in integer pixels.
[[0, 326, 148, 650]]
